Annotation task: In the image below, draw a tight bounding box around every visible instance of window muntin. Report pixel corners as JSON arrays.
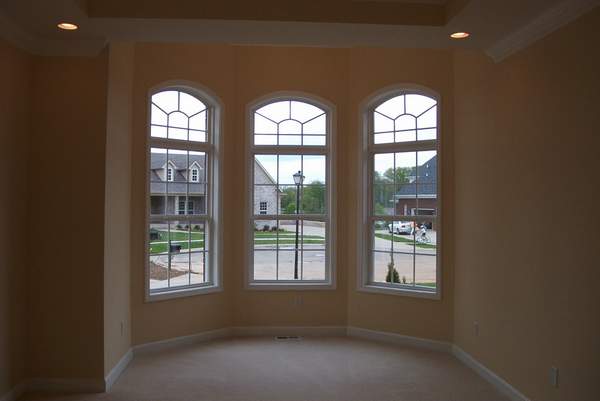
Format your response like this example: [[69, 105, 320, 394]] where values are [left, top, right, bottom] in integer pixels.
[[148, 89, 216, 296], [367, 92, 439, 294], [250, 98, 331, 285]]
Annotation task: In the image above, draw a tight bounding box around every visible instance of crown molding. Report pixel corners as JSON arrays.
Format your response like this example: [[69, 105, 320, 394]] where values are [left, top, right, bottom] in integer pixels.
[[486, 0, 600, 63]]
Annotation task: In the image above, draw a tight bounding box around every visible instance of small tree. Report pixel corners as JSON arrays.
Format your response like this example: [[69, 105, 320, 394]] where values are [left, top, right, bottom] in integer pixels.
[[385, 255, 400, 283]]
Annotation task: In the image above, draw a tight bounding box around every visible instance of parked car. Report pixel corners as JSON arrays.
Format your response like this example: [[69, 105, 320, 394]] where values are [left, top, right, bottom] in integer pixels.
[[388, 221, 414, 235]]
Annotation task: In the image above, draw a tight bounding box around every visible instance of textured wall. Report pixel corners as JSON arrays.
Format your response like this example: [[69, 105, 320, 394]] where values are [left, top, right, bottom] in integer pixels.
[[453, 7, 600, 401]]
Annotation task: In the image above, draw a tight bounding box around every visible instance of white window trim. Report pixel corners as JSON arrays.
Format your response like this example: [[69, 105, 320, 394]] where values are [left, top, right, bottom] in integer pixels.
[[357, 84, 442, 300], [245, 92, 336, 290], [145, 82, 223, 302]]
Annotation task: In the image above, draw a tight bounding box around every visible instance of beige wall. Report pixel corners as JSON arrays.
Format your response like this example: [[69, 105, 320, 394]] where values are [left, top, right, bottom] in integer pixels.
[[346, 48, 455, 341], [27, 53, 108, 381], [453, 7, 600, 401], [104, 43, 134, 377], [0, 39, 32, 397], [130, 44, 453, 344]]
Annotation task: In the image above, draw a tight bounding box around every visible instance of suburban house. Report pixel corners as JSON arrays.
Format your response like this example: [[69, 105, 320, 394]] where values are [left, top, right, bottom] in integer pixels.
[[150, 153, 281, 218], [395, 155, 437, 226]]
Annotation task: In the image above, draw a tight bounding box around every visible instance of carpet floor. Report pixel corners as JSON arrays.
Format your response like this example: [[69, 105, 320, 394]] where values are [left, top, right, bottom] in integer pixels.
[[20, 336, 509, 401]]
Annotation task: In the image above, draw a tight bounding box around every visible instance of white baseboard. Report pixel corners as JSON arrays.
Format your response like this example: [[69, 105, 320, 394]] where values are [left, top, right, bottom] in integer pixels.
[[231, 326, 347, 337], [26, 378, 105, 393], [133, 327, 232, 355], [0, 382, 27, 401], [347, 326, 452, 352], [452, 345, 530, 401], [104, 349, 133, 392]]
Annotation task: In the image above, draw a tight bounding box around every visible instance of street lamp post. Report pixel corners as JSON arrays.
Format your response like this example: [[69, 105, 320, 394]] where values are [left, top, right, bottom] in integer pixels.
[[293, 170, 305, 279]]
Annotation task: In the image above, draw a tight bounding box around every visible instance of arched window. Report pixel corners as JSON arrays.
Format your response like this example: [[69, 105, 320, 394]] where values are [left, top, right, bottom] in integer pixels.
[[360, 90, 440, 297], [249, 96, 334, 286], [147, 87, 221, 298]]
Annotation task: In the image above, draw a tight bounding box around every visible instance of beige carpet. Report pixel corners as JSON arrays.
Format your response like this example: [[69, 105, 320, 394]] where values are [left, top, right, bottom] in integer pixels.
[[21, 336, 509, 401]]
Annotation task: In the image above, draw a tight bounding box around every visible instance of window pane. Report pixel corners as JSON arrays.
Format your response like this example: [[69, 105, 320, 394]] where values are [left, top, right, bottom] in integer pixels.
[[152, 91, 178, 113], [278, 155, 302, 185], [179, 92, 205, 116], [254, 185, 279, 215], [151, 104, 167, 125], [302, 135, 326, 146], [279, 135, 301, 145], [417, 105, 437, 129], [279, 119, 301, 135], [302, 184, 326, 214], [374, 132, 394, 144], [374, 112, 394, 134], [190, 252, 206, 285], [255, 135, 277, 145], [253, 250, 277, 280], [150, 125, 167, 138], [168, 126, 187, 141], [302, 113, 326, 135], [416, 150, 437, 217], [372, 251, 412, 285], [302, 250, 325, 280], [149, 222, 168, 255], [190, 221, 206, 251], [303, 155, 326, 184], [279, 185, 299, 215], [256, 101, 290, 123], [277, 250, 296, 280], [375, 95, 404, 119], [415, 254, 436, 289], [301, 220, 326, 250], [169, 111, 188, 129], [169, 252, 191, 288], [255, 113, 277, 134], [417, 128, 436, 141], [149, 254, 170, 291], [405, 94, 436, 116], [291, 101, 323, 123]]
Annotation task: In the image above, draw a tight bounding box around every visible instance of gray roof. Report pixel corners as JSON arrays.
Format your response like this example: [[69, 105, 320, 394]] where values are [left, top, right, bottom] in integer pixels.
[[396, 155, 437, 198], [150, 153, 206, 195]]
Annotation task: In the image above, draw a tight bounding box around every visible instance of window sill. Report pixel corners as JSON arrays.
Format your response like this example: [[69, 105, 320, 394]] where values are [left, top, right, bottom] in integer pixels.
[[146, 284, 222, 302], [358, 283, 440, 300], [246, 281, 336, 291]]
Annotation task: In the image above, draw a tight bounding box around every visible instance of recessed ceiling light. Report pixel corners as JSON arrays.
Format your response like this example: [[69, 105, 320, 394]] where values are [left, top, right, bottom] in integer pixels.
[[450, 32, 470, 39], [57, 22, 78, 31]]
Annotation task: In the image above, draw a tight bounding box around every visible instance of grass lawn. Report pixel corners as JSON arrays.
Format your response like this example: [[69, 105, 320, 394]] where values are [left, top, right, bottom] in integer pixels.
[[374, 233, 437, 250], [150, 230, 326, 253]]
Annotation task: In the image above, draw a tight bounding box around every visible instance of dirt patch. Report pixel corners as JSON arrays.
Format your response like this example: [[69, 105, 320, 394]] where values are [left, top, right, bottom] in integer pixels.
[[149, 261, 189, 280]]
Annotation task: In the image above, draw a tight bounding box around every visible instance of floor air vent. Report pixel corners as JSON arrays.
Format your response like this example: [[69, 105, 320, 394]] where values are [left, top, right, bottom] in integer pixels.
[[275, 335, 302, 340]]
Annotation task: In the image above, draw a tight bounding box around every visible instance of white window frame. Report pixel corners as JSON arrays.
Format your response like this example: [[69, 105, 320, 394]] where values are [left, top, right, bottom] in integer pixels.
[[145, 83, 223, 302], [357, 85, 442, 300], [245, 92, 336, 290]]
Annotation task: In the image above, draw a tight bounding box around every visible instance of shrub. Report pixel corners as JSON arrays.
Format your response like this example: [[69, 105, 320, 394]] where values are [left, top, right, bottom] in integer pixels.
[[385, 260, 400, 283], [271, 226, 278, 231], [193, 224, 201, 231], [262, 224, 270, 231], [176, 224, 183, 230]]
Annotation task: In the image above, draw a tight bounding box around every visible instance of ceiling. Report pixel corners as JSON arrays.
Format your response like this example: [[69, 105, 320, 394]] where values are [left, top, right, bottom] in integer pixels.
[[0, 0, 597, 61]]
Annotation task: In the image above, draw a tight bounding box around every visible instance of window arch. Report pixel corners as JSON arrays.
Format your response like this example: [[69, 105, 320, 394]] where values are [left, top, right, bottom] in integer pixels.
[[360, 88, 440, 298], [147, 86, 221, 299], [248, 95, 334, 287]]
